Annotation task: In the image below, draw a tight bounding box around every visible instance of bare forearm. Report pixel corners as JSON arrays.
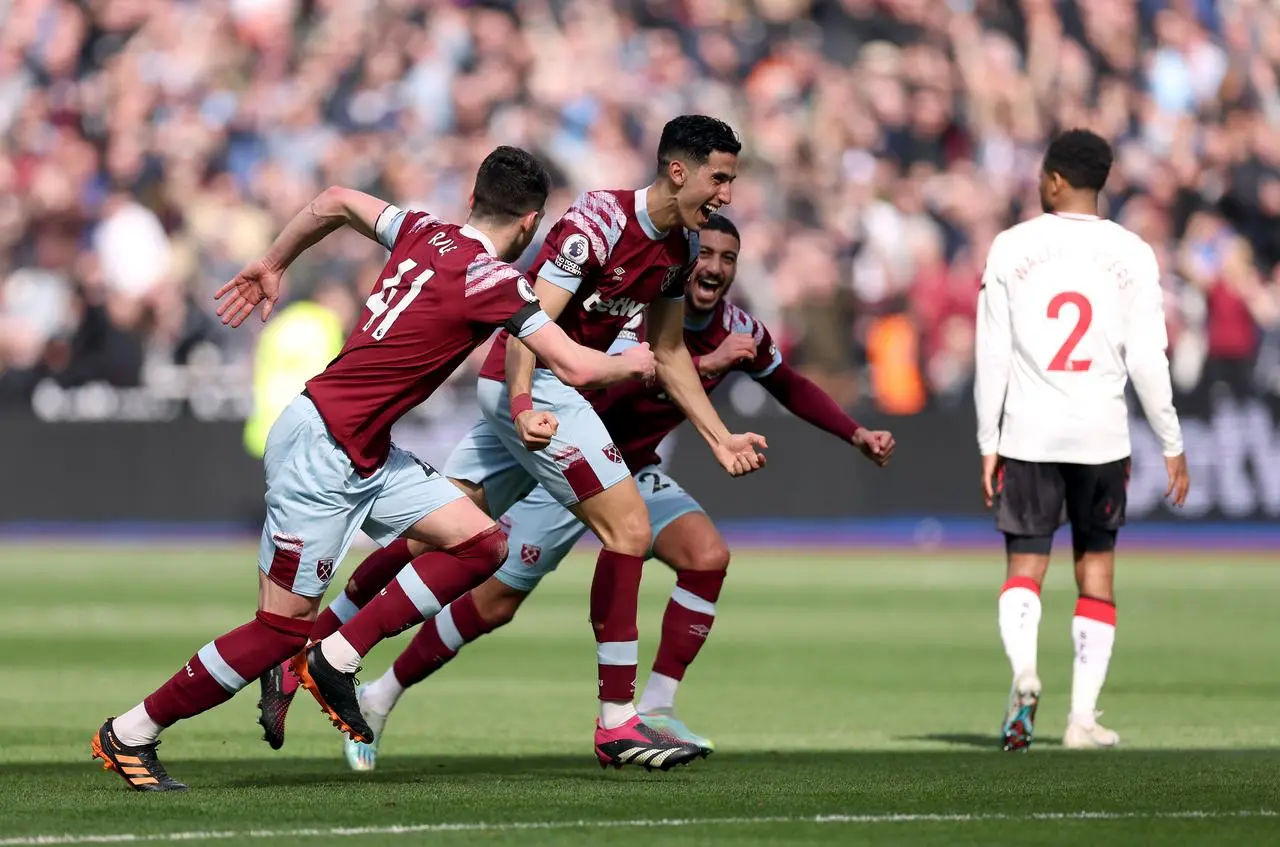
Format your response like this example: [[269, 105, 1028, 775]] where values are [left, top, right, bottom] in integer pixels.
[[567, 350, 636, 389], [505, 337, 537, 399], [656, 345, 730, 447], [263, 188, 369, 272]]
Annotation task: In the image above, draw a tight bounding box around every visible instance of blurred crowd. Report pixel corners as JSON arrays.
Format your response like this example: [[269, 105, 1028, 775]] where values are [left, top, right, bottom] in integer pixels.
[[2, 0, 1280, 416]]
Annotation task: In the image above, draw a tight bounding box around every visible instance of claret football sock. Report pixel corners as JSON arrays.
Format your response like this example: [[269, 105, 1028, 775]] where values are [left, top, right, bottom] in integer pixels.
[[590, 549, 644, 727], [118, 611, 312, 745], [327, 526, 508, 669], [639, 568, 725, 713]]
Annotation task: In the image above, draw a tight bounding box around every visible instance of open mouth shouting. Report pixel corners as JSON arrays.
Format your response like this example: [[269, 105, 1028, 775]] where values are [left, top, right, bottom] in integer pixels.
[[692, 272, 724, 300]]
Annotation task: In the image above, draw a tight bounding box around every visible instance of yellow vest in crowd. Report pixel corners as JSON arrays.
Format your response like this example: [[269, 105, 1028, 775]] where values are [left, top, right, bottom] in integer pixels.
[[243, 301, 345, 458]]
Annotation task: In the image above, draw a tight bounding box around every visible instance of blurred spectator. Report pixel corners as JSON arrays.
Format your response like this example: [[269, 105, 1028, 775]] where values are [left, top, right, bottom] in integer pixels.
[[1, 0, 1279, 417]]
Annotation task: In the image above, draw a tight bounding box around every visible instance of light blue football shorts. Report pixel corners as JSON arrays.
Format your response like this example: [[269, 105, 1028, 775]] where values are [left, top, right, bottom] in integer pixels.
[[493, 465, 705, 592], [257, 394, 466, 597], [444, 369, 633, 515]]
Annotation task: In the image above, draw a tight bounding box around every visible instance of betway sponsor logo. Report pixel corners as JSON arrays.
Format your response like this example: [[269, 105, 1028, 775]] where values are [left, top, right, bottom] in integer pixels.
[[582, 292, 646, 328]]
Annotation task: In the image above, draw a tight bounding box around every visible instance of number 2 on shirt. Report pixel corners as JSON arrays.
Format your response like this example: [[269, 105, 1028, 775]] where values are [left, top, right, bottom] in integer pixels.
[[364, 258, 434, 340], [1047, 291, 1092, 372]]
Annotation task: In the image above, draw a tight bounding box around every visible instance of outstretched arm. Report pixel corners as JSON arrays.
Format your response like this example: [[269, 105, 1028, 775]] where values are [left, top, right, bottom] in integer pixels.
[[757, 362, 894, 466], [216, 187, 394, 326], [757, 362, 861, 441], [519, 321, 654, 390]]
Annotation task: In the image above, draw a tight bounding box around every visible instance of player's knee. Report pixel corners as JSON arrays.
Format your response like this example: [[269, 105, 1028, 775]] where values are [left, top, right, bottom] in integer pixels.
[[482, 533, 510, 573], [453, 525, 509, 575], [344, 574, 382, 606], [486, 594, 522, 628], [1074, 548, 1115, 600], [602, 510, 651, 556], [1072, 529, 1117, 558], [473, 582, 525, 628], [686, 540, 730, 573]]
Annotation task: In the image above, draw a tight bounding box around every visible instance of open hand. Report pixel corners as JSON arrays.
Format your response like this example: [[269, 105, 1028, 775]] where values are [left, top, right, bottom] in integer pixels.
[[215, 259, 283, 327], [714, 432, 768, 477]]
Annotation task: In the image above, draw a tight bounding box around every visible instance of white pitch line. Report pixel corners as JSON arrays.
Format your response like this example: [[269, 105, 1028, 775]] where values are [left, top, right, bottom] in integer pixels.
[[0, 810, 1274, 845]]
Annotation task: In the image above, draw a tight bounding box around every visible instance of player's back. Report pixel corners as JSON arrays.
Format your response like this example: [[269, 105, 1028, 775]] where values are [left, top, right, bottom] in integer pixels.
[[982, 213, 1162, 464], [307, 210, 540, 476], [479, 188, 694, 380]]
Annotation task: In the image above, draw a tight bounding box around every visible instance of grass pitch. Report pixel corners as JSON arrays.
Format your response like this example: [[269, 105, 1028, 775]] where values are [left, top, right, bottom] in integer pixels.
[[0, 544, 1276, 845]]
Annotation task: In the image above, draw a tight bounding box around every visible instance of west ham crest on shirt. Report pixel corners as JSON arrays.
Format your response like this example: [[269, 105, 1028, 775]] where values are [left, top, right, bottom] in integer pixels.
[[660, 265, 684, 295]]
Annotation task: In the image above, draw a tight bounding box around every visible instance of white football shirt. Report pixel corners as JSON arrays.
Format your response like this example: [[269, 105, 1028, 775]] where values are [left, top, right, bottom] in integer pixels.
[[974, 212, 1184, 464]]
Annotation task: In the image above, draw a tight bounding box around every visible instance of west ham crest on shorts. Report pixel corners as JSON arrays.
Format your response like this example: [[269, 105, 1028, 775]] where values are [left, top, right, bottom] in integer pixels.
[[520, 544, 541, 566], [316, 558, 335, 583], [603, 443, 623, 464]]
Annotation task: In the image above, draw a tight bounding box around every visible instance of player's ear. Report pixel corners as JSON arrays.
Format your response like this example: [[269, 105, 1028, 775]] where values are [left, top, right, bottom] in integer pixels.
[[467, 193, 476, 212], [519, 209, 540, 235], [668, 158, 687, 188]]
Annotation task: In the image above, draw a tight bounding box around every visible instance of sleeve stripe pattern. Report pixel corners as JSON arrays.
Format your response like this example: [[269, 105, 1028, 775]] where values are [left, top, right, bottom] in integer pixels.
[[466, 254, 522, 297], [723, 303, 759, 340], [561, 191, 627, 264], [408, 211, 445, 234]]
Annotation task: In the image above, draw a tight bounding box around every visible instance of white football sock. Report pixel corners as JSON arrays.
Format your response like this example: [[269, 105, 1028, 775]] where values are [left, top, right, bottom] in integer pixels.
[[320, 633, 362, 674], [600, 701, 638, 730], [112, 702, 162, 747], [637, 672, 680, 714], [998, 582, 1042, 681], [360, 668, 405, 716], [1071, 613, 1116, 722]]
